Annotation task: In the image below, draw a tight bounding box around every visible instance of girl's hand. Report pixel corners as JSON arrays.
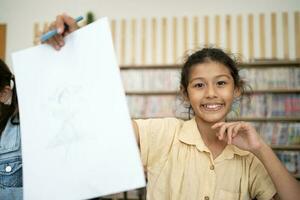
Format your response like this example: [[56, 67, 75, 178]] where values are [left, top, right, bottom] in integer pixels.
[[44, 14, 80, 50], [211, 121, 264, 152]]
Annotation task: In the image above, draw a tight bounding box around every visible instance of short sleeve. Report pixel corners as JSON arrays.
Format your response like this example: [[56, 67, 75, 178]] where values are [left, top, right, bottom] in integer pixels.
[[134, 118, 181, 170], [249, 155, 277, 200]]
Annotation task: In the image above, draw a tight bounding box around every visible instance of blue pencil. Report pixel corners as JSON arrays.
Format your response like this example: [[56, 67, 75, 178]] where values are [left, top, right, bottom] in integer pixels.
[[40, 16, 84, 42]]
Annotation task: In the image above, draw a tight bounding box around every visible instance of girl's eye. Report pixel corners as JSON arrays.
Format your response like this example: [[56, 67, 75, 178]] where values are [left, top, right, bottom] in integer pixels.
[[217, 81, 227, 86], [194, 83, 204, 88]]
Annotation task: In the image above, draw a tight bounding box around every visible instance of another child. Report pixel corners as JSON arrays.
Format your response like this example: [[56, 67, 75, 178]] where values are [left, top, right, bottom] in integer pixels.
[[0, 59, 22, 200], [47, 14, 300, 200]]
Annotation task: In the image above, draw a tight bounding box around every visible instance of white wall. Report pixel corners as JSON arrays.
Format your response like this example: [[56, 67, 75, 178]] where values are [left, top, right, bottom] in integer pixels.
[[0, 0, 299, 65]]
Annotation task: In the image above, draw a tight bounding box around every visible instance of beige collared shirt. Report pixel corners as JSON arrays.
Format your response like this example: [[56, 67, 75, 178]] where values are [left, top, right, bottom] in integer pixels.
[[135, 117, 276, 200]]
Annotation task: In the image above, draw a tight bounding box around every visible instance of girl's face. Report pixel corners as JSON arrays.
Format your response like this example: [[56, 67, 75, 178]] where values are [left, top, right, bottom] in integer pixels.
[[186, 61, 238, 124]]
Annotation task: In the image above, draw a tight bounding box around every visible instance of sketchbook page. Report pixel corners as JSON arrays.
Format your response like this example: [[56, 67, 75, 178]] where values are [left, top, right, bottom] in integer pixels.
[[12, 17, 145, 200]]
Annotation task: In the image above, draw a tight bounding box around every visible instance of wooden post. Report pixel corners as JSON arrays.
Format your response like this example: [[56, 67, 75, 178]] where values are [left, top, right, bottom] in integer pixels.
[[173, 17, 178, 63], [183, 16, 188, 52], [226, 15, 232, 53], [259, 14, 266, 59], [282, 12, 289, 60], [131, 19, 136, 65], [237, 15, 243, 58], [120, 19, 126, 65], [204, 16, 209, 47], [215, 15, 220, 48], [141, 18, 146, 65], [162, 17, 167, 64], [271, 13, 277, 59], [193, 16, 199, 48], [295, 11, 300, 59], [248, 14, 254, 60], [152, 18, 157, 64]]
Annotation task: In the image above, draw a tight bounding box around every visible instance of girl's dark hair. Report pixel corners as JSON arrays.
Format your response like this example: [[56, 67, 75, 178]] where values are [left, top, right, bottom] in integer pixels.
[[180, 48, 247, 117], [0, 59, 19, 134]]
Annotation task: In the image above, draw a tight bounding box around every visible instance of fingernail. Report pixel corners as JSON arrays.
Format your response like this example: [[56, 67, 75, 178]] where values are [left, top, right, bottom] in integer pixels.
[[57, 28, 63, 34]]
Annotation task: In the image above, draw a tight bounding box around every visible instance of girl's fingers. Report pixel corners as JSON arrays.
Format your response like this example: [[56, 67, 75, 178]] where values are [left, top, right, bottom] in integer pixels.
[[227, 125, 235, 144], [232, 122, 243, 137], [47, 37, 60, 50], [53, 34, 65, 47], [61, 14, 79, 32], [218, 124, 228, 140], [211, 122, 225, 129], [217, 122, 236, 140], [56, 15, 66, 34], [214, 122, 242, 142]]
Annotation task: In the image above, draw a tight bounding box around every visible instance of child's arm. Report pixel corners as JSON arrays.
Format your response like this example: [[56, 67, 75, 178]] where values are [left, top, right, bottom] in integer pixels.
[[132, 120, 141, 148], [212, 122, 300, 200], [253, 142, 300, 200]]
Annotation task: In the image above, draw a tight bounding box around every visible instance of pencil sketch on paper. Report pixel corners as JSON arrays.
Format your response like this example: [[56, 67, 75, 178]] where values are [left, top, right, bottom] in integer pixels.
[[45, 84, 89, 156]]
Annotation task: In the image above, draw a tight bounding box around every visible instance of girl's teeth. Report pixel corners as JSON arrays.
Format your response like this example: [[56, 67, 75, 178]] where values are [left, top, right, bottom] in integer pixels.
[[206, 105, 219, 108], [203, 104, 223, 110]]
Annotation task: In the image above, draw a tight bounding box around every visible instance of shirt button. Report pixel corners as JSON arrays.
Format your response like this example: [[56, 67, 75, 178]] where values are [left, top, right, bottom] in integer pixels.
[[204, 196, 209, 200], [5, 165, 12, 173], [210, 165, 214, 170]]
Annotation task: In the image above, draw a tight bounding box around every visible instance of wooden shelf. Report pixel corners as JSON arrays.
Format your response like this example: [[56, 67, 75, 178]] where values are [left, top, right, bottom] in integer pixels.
[[228, 117, 300, 122], [125, 89, 300, 95], [245, 89, 300, 93], [132, 116, 300, 122], [271, 145, 300, 151], [240, 60, 300, 68], [120, 65, 181, 69], [120, 60, 300, 69], [126, 91, 179, 95]]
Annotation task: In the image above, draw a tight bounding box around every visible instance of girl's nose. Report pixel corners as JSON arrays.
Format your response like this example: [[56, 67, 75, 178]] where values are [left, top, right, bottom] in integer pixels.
[[205, 85, 217, 98]]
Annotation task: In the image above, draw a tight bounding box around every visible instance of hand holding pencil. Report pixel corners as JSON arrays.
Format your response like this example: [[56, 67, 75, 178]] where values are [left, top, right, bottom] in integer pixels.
[[43, 14, 82, 50]]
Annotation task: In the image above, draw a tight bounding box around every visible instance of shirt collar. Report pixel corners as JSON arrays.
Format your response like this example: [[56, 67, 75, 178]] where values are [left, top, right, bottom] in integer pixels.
[[178, 118, 210, 152], [178, 118, 250, 157], [215, 145, 250, 162]]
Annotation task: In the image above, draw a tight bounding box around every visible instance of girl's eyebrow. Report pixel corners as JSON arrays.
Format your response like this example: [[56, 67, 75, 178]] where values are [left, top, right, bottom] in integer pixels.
[[215, 74, 231, 79], [189, 74, 231, 82]]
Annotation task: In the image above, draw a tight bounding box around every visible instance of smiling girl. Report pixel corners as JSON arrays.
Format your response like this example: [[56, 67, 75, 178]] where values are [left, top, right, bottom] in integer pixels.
[[132, 48, 275, 200]]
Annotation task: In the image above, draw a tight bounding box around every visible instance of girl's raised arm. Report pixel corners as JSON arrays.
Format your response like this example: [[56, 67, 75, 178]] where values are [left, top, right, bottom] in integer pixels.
[[253, 142, 300, 200], [132, 120, 141, 148]]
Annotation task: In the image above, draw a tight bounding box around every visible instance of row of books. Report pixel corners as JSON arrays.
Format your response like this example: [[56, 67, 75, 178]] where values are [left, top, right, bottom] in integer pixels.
[[239, 67, 300, 90], [276, 151, 300, 174], [121, 69, 180, 91], [126, 94, 300, 118], [251, 122, 300, 145], [126, 95, 186, 118], [120, 68, 300, 91], [238, 94, 300, 117]]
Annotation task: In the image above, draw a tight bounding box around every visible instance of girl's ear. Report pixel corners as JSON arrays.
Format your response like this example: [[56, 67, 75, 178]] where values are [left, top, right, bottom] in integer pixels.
[[180, 85, 189, 103], [234, 87, 242, 98], [0, 86, 12, 103]]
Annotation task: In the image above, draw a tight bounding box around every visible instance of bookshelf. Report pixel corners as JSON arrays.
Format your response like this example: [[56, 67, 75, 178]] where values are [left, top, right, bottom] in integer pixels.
[[121, 61, 300, 181]]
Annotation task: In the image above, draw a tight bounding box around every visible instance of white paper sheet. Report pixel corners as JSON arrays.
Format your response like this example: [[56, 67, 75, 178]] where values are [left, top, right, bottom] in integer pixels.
[[12, 17, 145, 200]]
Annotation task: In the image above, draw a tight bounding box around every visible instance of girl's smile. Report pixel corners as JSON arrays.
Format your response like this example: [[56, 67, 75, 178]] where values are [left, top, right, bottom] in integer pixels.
[[201, 102, 225, 112]]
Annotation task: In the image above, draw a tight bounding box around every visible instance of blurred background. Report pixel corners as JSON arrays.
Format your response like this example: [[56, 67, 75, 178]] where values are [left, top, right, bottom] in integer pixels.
[[1, 0, 299, 199]]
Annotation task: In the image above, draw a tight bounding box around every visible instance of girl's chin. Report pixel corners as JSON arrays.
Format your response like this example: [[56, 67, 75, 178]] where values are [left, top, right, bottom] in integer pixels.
[[195, 114, 226, 124]]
